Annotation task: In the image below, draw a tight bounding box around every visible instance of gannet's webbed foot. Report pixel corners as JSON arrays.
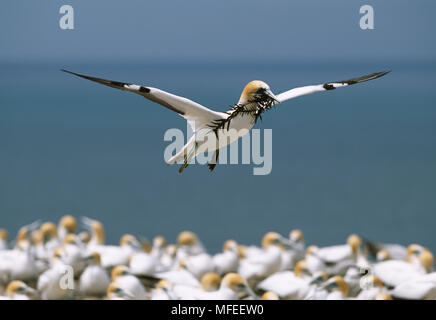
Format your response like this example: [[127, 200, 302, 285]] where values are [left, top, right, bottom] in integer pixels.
[[178, 162, 189, 174], [208, 149, 219, 172], [178, 142, 197, 174]]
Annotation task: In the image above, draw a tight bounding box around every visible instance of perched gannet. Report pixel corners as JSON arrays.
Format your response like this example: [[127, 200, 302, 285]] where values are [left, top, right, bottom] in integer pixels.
[[179, 253, 215, 280], [37, 248, 75, 300], [79, 252, 110, 297], [58, 215, 77, 241], [150, 279, 178, 300], [160, 244, 179, 270], [364, 238, 408, 261], [238, 232, 291, 286], [0, 281, 36, 300], [306, 234, 366, 276], [257, 260, 327, 300], [373, 245, 434, 287], [390, 272, 436, 300], [13, 220, 41, 251], [110, 265, 148, 300], [151, 235, 167, 260], [39, 222, 61, 261], [279, 229, 305, 271], [63, 234, 86, 276], [193, 273, 255, 300], [62, 69, 389, 173], [213, 240, 239, 275], [84, 217, 142, 268], [0, 238, 40, 282], [0, 229, 8, 250], [155, 265, 201, 287], [129, 251, 161, 276], [82, 217, 105, 246], [355, 274, 388, 300], [177, 231, 206, 259]]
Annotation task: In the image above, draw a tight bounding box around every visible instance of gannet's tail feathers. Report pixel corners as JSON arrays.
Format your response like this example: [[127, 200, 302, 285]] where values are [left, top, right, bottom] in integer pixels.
[[276, 71, 391, 103]]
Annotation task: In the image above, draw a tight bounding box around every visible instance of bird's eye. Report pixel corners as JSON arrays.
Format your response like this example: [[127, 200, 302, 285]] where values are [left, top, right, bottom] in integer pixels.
[[256, 88, 266, 94]]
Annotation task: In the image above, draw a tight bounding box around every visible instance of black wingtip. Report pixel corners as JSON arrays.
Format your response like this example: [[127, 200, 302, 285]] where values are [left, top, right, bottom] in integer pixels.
[[60, 69, 83, 78]]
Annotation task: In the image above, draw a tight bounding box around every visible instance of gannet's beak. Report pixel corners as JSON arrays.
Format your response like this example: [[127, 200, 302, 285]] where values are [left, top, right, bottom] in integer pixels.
[[237, 283, 257, 299], [278, 236, 295, 249], [265, 89, 280, 104], [24, 286, 37, 296]]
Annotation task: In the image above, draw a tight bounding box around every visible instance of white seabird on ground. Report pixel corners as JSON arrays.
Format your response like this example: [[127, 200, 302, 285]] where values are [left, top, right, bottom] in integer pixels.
[[110, 265, 148, 300], [79, 252, 111, 298]]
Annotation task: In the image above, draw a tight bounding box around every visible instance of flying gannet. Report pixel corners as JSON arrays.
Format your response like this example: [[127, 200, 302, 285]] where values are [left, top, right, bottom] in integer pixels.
[[62, 69, 390, 173]]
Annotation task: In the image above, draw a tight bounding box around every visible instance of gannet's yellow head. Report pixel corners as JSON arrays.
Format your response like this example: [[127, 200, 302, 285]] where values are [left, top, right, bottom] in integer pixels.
[[178, 258, 188, 270], [223, 239, 238, 252], [91, 220, 105, 244], [177, 231, 198, 246], [153, 235, 167, 248], [237, 245, 247, 259], [6, 280, 35, 298], [289, 229, 304, 243], [59, 215, 77, 234], [107, 282, 121, 297], [201, 272, 221, 292], [368, 275, 384, 288], [0, 228, 8, 241], [106, 282, 132, 299], [165, 244, 178, 258], [261, 291, 280, 300], [376, 249, 391, 261], [157, 279, 173, 290], [294, 260, 312, 278], [86, 252, 101, 265], [222, 273, 247, 292], [420, 249, 434, 273], [375, 292, 393, 300], [347, 234, 362, 255], [120, 234, 137, 247], [325, 276, 349, 297], [262, 232, 284, 249], [407, 244, 424, 261], [63, 233, 78, 245], [17, 226, 29, 242], [142, 239, 152, 253], [305, 245, 319, 256], [111, 265, 130, 281], [41, 222, 58, 241], [78, 231, 91, 244], [53, 247, 66, 262], [239, 80, 279, 105], [32, 230, 43, 246]]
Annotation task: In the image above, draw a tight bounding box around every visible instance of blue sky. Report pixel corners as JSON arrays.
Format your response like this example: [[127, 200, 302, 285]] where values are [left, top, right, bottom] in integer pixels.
[[2, 0, 436, 62]]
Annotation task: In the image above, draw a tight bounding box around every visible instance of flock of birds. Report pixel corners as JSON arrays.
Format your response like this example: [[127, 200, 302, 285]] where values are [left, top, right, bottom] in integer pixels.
[[0, 215, 435, 300]]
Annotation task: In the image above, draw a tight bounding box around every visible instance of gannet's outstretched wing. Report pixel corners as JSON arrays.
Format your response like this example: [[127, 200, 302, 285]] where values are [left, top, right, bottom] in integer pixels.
[[275, 71, 390, 103], [61, 69, 225, 131]]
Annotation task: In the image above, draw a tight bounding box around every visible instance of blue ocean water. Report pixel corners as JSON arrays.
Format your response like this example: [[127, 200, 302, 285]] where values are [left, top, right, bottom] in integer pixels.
[[1, 60, 435, 253]]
